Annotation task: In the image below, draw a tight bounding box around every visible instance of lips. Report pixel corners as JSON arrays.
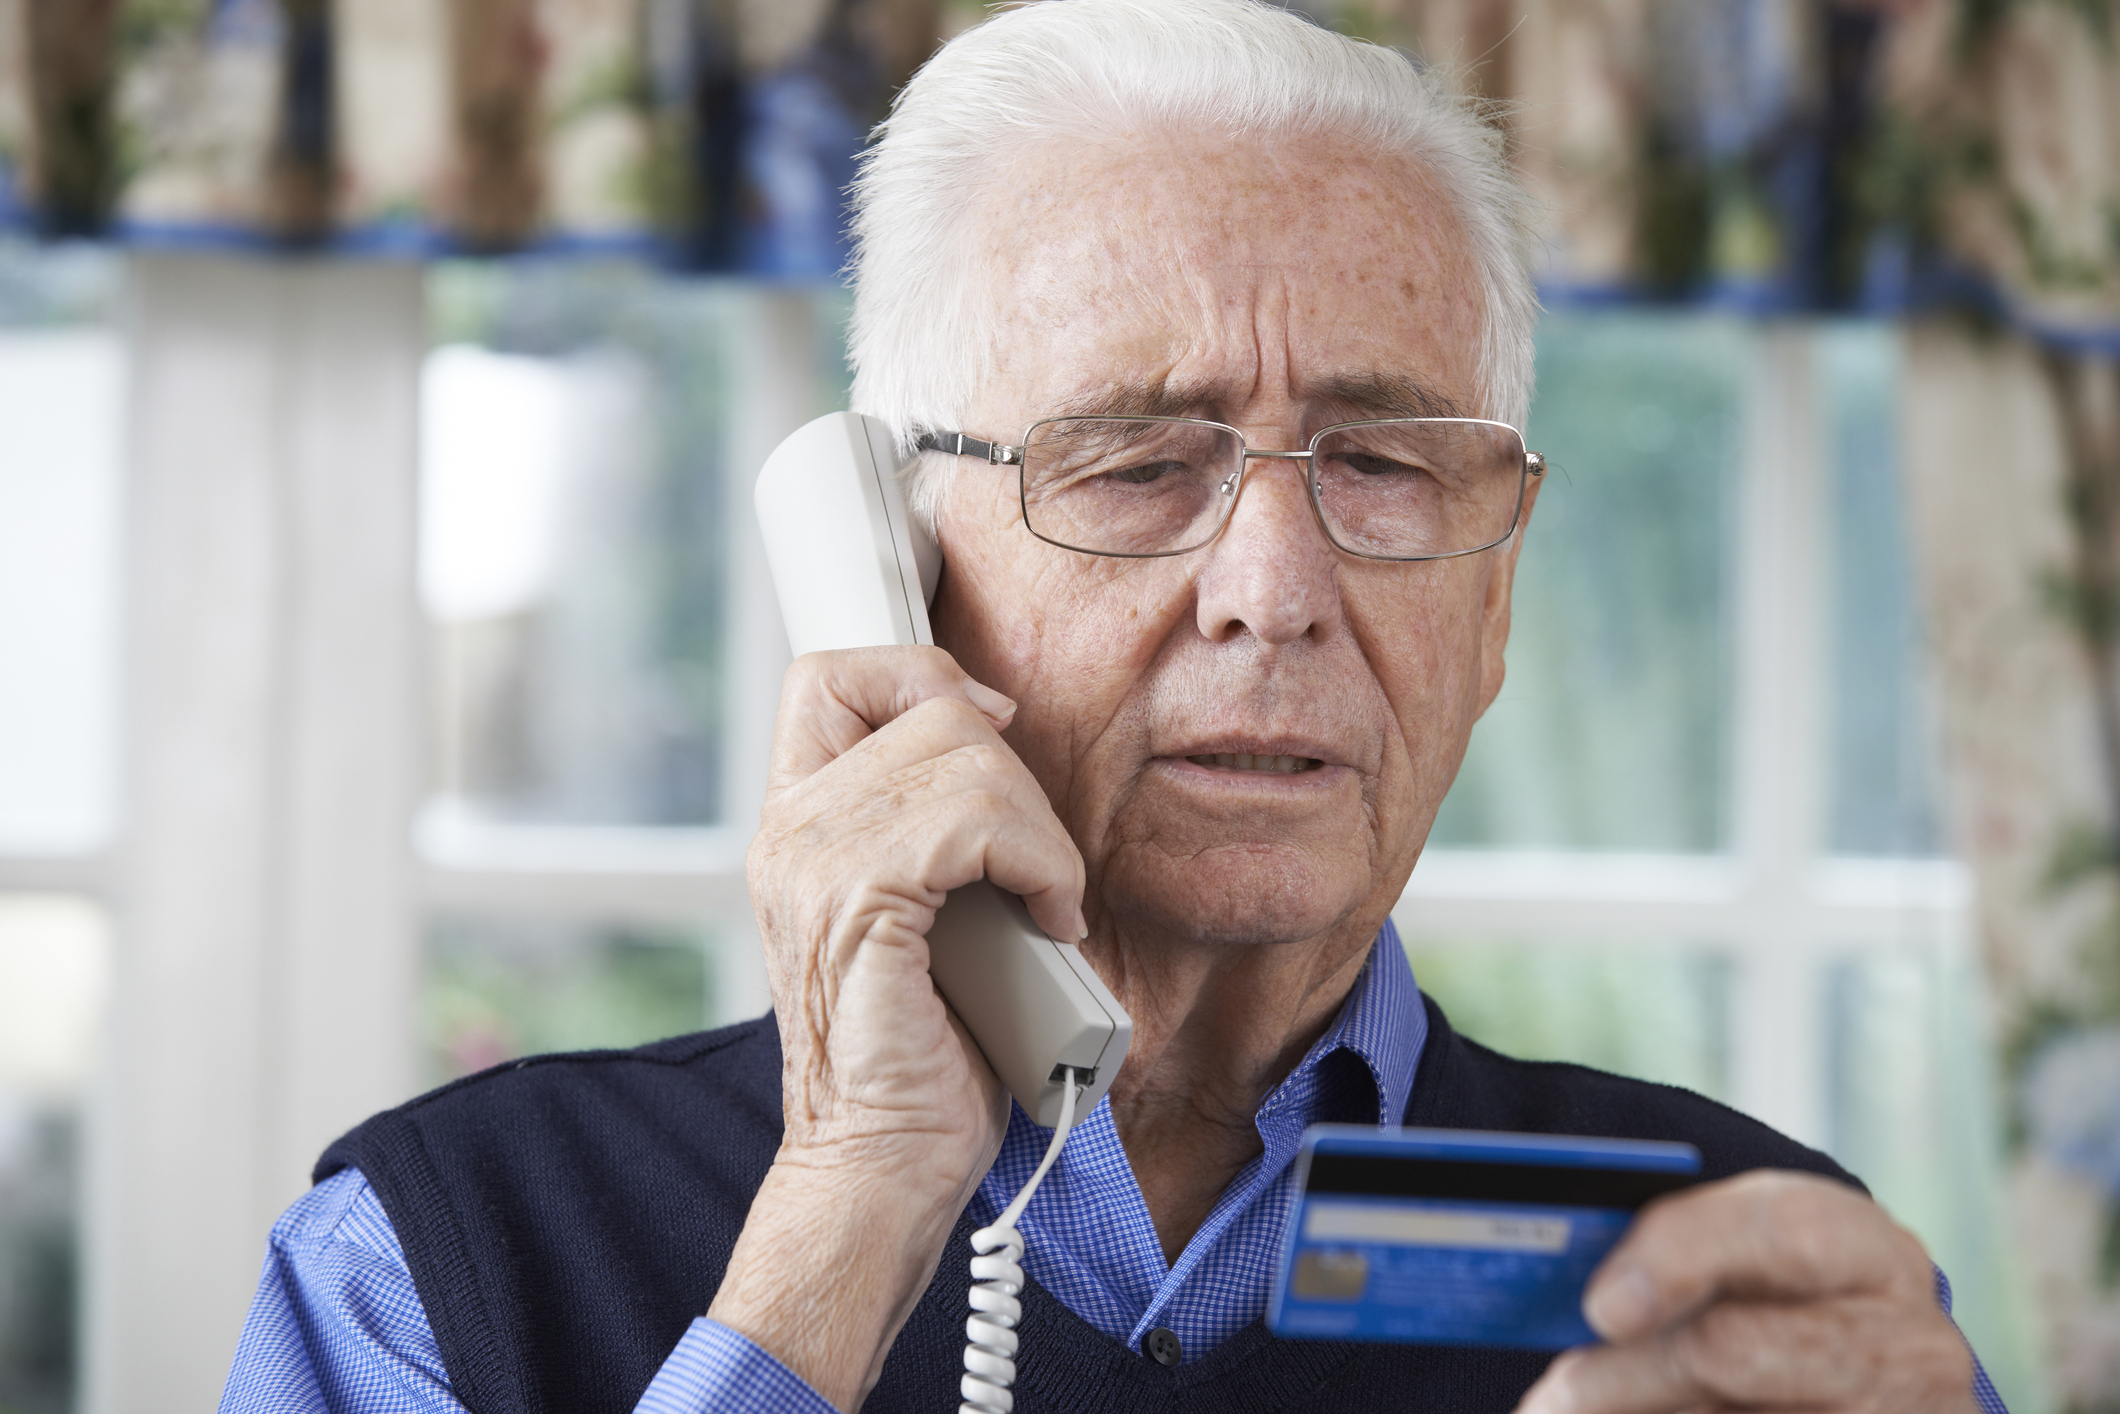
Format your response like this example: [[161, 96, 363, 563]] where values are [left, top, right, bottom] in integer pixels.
[[1186, 752, 1323, 774]]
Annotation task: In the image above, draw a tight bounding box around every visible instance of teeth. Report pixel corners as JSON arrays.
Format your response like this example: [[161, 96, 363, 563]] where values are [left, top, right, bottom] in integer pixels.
[[1188, 753, 1319, 773]]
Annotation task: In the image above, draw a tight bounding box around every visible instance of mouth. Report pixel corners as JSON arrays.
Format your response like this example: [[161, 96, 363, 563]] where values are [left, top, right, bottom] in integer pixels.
[[1184, 752, 1326, 775]]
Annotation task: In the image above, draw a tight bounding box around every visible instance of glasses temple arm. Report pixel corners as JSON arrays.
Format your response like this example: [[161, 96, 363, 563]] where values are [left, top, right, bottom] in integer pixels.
[[915, 431, 1023, 466]]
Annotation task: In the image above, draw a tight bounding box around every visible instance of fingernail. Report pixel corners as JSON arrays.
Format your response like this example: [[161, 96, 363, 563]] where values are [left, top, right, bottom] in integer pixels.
[[1073, 911, 1089, 940], [962, 679, 1016, 720], [1584, 1266, 1658, 1338]]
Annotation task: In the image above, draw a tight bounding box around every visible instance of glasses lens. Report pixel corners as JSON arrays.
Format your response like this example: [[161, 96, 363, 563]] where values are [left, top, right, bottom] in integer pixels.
[[1310, 420, 1526, 559], [1020, 417, 1240, 556]]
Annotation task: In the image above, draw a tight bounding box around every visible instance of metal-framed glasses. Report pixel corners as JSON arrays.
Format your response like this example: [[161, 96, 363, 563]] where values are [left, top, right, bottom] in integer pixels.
[[917, 415, 1545, 561]]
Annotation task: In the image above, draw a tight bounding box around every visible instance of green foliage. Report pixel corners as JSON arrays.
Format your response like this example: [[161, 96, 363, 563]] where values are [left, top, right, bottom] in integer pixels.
[[0, 1110, 77, 1414], [2042, 821, 2119, 896], [2009, 197, 2111, 292], [2003, 999, 2091, 1149], [1853, 112, 1989, 263], [1632, 125, 1712, 293], [2058, 0, 2117, 49], [423, 919, 710, 1082], [1944, 0, 2109, 55], [548, 53, 649, 133], [112, 0, 210, 58], [2105, 1197, 2120, 1287], [1405, 940, 1730, 1100], [1318, 1, 1420, 51]]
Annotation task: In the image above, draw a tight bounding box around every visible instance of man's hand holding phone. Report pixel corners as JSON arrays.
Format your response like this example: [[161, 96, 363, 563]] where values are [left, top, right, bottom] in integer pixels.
[[708, 645, 1084, 1413]]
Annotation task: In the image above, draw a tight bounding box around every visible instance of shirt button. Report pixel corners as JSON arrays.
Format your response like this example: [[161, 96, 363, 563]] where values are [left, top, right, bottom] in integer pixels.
[[1144, 1326, 1183, 1366]]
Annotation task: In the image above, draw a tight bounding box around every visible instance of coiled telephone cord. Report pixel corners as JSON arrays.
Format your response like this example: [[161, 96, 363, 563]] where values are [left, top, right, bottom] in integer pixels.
[[959, 1068, 1082, 1414]]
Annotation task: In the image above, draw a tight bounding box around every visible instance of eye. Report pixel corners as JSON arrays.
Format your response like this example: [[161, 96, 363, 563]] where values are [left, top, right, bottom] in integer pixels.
[[1110, 460, 1186, 485], [1339, 452, 1421, 478]]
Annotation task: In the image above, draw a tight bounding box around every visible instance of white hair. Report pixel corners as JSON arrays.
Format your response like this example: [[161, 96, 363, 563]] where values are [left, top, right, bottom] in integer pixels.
[[846, 0, 1540, 525]]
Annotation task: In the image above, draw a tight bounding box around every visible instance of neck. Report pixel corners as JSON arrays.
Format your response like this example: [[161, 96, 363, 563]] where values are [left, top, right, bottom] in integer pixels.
[[1086, 916, 1378, 1266]]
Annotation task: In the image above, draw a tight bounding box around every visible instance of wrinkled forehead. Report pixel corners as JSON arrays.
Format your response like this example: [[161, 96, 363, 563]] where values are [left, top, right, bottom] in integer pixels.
[[966, 128, 1487, 429]]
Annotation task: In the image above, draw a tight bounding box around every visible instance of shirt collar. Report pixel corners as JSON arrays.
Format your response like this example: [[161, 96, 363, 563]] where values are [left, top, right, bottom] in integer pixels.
[[1275, 916, 1425, 1128]]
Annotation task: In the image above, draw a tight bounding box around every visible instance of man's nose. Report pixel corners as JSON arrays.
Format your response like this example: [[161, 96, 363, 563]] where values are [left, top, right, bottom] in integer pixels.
[[1192, 453, 1341, 647]]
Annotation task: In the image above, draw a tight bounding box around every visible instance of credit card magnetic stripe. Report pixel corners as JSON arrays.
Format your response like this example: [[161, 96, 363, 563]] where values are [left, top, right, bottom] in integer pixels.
[[1302, 1154, 1696, 1210]]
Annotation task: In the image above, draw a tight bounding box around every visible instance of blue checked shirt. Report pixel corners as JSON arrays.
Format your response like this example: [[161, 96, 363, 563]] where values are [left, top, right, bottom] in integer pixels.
[[219, 923, 2008, 1413]]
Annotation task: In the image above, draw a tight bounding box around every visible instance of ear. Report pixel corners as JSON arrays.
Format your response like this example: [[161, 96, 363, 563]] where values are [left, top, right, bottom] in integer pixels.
[[1475, 470, 1541, 714]]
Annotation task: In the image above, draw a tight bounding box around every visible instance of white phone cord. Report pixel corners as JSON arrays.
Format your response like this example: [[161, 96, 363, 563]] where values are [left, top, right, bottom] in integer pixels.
[[959, 1069, 1081, 1414]]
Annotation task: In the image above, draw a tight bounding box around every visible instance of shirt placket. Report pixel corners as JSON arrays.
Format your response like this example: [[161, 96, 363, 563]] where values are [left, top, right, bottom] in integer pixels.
[[1123, 1067, 1324, 1352]]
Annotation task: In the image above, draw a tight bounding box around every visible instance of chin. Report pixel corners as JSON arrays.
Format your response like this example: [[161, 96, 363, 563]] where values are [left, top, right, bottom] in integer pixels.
[[1098, 843, 1367, 947]]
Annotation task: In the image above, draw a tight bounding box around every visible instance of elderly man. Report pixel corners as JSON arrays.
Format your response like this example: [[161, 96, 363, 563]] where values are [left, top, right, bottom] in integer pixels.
[[221, 3, 2001, 1412]]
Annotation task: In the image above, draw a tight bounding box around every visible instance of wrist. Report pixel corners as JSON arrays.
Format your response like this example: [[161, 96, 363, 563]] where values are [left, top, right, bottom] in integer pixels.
[[708, 1152, 979, 1411]]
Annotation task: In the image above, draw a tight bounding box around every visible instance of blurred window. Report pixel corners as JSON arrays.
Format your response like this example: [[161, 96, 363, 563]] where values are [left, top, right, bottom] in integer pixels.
[[413, 260, 844, 1073], [0, 240, 121, 1414], [424, 261, 743, 828], [1433, 313, 1743, 852], [0, 898, 110, 1414], [1404, 937, 1731, 1099], [1402, 312, 2027, 1399], [1821, 322, 1943, 856], [0, 246, 123, 855], [422, 914, 713, 1084], [2, 242, 2027, 1404]]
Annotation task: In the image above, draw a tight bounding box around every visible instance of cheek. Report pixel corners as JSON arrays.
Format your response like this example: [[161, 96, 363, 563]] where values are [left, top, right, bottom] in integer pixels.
[[1353, 564, 1494, 775], [932, 490, 1178, 772]]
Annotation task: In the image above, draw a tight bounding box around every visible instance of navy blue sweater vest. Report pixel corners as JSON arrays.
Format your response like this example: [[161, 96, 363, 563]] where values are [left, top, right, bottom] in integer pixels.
[[319, 998, 1856, 1414]]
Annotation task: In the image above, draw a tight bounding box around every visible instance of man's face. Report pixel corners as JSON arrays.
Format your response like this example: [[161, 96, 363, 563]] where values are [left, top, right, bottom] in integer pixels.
[[930, 129, 1533, 950]]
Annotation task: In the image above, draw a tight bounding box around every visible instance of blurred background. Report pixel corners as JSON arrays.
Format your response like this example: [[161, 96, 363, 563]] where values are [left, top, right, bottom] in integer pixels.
[[0, 0, 2113, 1410]]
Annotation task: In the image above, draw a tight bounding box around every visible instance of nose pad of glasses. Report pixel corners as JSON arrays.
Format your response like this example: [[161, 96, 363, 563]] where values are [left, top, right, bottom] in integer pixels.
[[1218, 471, 1240, 497]]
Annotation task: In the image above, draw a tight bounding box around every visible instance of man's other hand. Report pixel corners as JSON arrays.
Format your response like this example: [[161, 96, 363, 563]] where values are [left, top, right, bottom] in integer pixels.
[[1515, 1170, 1978, 1414]]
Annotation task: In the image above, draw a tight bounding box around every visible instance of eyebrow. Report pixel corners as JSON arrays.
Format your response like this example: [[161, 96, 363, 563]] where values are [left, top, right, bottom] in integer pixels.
[[1050, 370, 1466, 425], [1311, 371, 1465, 421]]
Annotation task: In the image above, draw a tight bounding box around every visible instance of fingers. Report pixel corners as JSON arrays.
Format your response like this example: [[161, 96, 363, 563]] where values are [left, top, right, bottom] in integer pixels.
[[1512, 1171, 1977, 1414], [1516, 1291, 1975, 1414], [777, 734, 1085, 944], [1582, 1171, 1931, 1343], [769, 646, 1015, 785], [876, 769, 1088, 942], [755, 647, 1086, 944]]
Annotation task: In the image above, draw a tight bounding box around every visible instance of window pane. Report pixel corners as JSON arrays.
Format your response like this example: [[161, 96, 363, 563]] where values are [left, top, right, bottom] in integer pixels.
[[0, 242, 122, 855], [1821, 322, 1945, 857], [0, 894, 111, 1414], [1401, 936, 1732, 1101], [1825, 945, 2040, 1409], [421, 259, 848, 826], [1432, 312, 1742, 851], [423, 913, 718, 1083]]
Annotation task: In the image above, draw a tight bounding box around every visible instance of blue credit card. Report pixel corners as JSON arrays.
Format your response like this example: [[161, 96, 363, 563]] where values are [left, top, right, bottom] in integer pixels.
[[1268, 1126, 1701, 1350]]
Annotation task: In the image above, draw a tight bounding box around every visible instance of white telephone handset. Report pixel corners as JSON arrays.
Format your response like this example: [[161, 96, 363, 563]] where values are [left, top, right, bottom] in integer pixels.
[[755, 412, 1132, 1128]]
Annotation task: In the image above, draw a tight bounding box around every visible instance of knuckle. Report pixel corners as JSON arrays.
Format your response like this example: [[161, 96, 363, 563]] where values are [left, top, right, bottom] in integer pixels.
[[906, 693, 988, 736], [951, 742, 1020, 783], [785, 650, 837, 694], [908, 643, 963, 678], [1844, 1299, 1971, 1409], [952, 787, 1014, 829], [1679, 1303, 1769, 1385]]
